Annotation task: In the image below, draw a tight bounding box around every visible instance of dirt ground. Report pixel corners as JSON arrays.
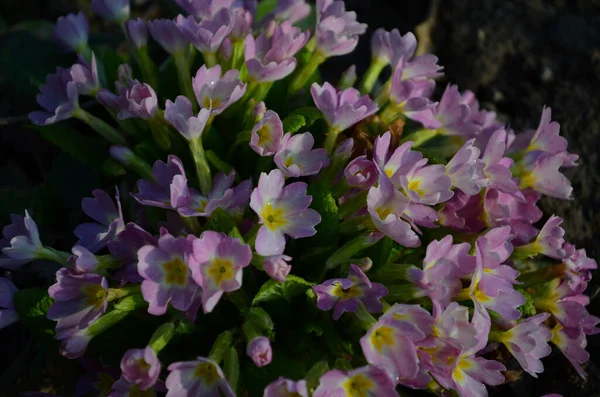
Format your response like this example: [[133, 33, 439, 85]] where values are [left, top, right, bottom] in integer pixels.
[[326, 1, 600, 396], [434, 1, 600, 396]]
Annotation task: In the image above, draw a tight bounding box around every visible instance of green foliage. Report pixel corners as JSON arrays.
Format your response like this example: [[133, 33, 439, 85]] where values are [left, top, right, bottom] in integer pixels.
[[0, 31, 71, 100], [47, 153, 101, 210], [517, 289, 537, 316], [205, 208, 243, 239], [282, 106, 324, 134], [252, 275, 314, 306], [206, 149, 234, 174], [12, 288, 56, 343], [29, 124, 108, 172], [255, 0, 277, 21]]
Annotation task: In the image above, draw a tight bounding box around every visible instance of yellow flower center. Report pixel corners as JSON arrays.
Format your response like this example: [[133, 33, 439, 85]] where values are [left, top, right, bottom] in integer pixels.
[[370, 325, 395, 352], [128, 384, 155, 397], [163, 257, 188, 286], [93, 373, 116, 396], [203, 96, 221, 109], [384, 168, 394, 178], [207, 257, 234, 285], [196, 198, 208, 213], [137, 358, 151, 372], [551, 324, 564, 345], [261, 203, 287, 231], [332, 282, 362, 299], [519, 172, 537, 190], [343, 373, 374, 397], [256, 125, 271, 146], [375, 206, 393, 220], [474, 288, 490, 303], [407, 178, 425, 196], [83, 284, 107, 309], [452, 357, 472, 383], [194, 362, 220, 384], [284, 156, 295, 168]]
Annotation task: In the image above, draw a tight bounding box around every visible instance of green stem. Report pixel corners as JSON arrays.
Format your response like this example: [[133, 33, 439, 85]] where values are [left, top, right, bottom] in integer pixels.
[[231, 40, 245, 70], [74, 109, 126, 144], [137, 47, 159, 89], [253, 82, 273, 104], [288, 51, 326, 95], [203, 51, 218, 68], [325, 232, 381, 270], [379, 103, 400, 124], [38, 247, 71, 266], [174, 53, 197, 111], [87, 309, 131, 337], [354, 302, 377, 330], [181, 215, 202, 235], [149, 119, 172, 149], [148, 323, 176, 353], [209, 330, 234, 364], [374, 79, 392, 106], [360, 59, 387, 95], [323, 126, 342, 155], [511, 242, 540, 260], [371, 264, 414, 283], [400, 128, 439, 147], [386, 284, 420, 302], [223, 347, 240, 392], [190, 138, 212, 196]]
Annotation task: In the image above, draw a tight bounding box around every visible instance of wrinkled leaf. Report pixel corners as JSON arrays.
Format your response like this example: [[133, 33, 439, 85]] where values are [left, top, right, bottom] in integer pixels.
[[307, 182, 339, 246], [12, 288, 55, 342], [0, 31, 71, 99], [205, 208, 242, 239], [29, 124, 108, 172], [252, 275, 314, 306], [282, 106, 324, 134]]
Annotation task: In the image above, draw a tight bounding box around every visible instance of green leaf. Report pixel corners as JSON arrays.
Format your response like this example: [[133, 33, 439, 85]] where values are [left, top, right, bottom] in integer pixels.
[[206, 150, 233, 174], [223, 347, 240, 392], [282, 106, 324, 134], [28, 124, 108, 172], [307, 182, 339, 246], [255, 0, 277, 21], [10, 20, 54, 39], [252, 275, 314, 306], [205, 208, 242, 239], [0, 31, 71, 99], [334, 358, 353, 371], [47, 153, 101, 210], [12, 288, 55, 342], [305, 361, 330, 393]]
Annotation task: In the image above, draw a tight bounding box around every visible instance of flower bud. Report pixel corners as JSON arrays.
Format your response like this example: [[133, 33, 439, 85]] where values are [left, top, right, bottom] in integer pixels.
[[263, 255, 292, 282], [246, 336, 272, 367], [125, 18, 148, 49], [92, 0, 130, 23]]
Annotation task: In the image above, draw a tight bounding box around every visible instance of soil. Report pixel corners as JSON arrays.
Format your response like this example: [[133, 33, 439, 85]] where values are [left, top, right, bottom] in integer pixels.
[[433, 1, 600, 396], [332, 0, 600, 396]]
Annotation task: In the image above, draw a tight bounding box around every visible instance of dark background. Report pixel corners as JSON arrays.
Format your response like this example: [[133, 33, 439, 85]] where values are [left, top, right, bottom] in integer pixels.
[[0, 0, 599, 395]]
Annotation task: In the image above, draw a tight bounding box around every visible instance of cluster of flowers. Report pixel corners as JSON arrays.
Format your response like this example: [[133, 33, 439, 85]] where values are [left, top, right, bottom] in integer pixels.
[[0, 0, 597, 396]]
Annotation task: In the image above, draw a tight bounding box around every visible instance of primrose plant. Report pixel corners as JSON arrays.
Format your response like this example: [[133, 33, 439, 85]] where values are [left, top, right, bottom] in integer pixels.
[[0, 0, 596, 396]]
